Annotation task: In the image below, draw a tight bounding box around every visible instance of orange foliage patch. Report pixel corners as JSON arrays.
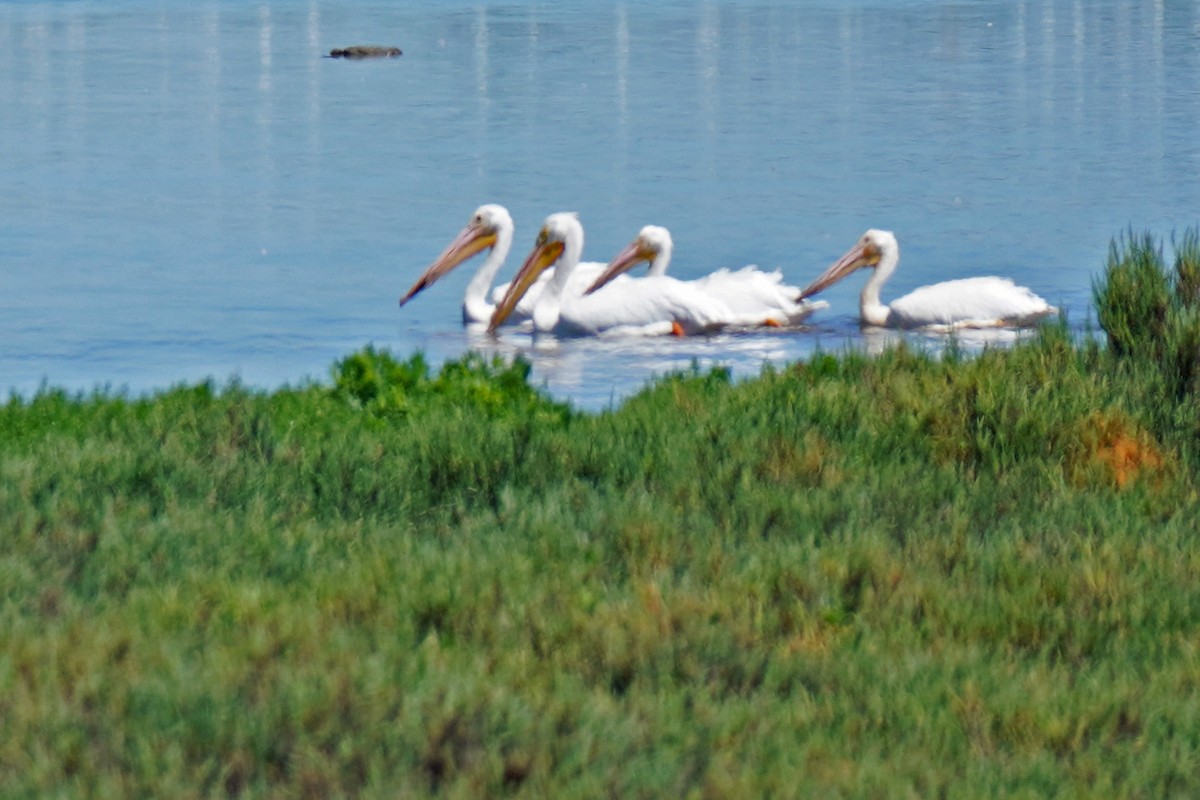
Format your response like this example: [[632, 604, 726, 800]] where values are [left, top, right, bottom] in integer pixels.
[[1085, 414, 1167, 488], [1095, 434, 1163, 488]]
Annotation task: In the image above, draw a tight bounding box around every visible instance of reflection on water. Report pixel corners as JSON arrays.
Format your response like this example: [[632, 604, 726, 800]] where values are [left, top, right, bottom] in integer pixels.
[[447, 320, 1042, 410], [470, 327, 803, 409], [1, 1, 1197, 408]]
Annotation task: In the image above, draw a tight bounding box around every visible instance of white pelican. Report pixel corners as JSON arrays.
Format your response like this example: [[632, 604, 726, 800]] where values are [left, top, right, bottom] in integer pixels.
[[585, 225, 826, 326], [399, 204, 607, 325], [488, 213, 745, 336], [400, 204, 514, 323], [798, 229, 1057, 330]]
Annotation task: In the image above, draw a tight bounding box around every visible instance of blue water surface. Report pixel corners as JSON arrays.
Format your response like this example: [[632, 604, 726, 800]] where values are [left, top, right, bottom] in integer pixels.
[[2, 0, 1198, 408]]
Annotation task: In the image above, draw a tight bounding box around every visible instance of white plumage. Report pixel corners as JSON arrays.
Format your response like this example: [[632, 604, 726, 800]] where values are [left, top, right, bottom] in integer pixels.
[[799, 229, 1057, 330], [489, 213, 764, 337], [585, 225, 825, 327]]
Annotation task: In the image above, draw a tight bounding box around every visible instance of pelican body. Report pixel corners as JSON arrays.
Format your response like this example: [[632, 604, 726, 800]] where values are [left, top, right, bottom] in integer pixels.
[[586, 225, 826, 326], [489, 214, 744, 337], [799, 229, 1057, 330]]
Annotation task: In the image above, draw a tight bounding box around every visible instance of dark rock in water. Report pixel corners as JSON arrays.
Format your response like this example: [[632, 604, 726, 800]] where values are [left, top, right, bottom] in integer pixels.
[[327, 45, 402, 60]]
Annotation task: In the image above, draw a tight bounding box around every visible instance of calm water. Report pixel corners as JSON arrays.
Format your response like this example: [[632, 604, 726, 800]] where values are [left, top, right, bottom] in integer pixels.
[[3, 0, 1198, 408]]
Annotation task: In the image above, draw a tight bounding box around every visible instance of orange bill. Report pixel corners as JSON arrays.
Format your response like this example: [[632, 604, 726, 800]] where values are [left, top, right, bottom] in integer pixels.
[[797, 239, 881, 301], [487, 234, 564, 332], [584, 238, 655, 296], [400, 221, 497, 307]]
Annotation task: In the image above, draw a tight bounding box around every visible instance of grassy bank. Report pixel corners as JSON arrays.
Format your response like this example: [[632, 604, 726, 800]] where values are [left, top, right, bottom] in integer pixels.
[[2, 232, 1200, 797]]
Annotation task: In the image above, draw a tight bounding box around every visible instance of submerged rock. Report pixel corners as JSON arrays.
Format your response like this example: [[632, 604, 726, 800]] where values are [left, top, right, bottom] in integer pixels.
[[327, 45, 402, 60]]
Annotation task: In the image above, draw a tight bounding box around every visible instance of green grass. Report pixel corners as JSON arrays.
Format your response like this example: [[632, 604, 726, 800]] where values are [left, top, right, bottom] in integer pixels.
[[2, 231, 1200, 797]]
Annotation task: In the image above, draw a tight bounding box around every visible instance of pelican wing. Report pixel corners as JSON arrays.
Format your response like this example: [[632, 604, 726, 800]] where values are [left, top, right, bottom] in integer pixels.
[[889, 277, 1057, 329], [560, 275, 735, 336], [691, 266, 824, 325]]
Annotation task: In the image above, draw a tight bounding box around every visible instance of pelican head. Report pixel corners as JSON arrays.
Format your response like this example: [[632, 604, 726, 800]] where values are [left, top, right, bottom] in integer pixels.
[[488, 212, 581, 332], [797, 229, 898, 301], [400, 204, 512, 306], [584, 225, 674, 295]]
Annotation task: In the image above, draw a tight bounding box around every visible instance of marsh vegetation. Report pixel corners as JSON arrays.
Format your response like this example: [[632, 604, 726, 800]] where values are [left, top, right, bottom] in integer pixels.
[[2, 231, 1199, 797]]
